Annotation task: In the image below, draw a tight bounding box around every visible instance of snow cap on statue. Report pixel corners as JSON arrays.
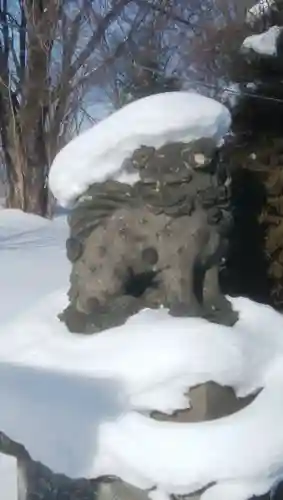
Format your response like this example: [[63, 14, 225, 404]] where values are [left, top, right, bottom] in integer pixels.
[[48, 91, 231, 207]]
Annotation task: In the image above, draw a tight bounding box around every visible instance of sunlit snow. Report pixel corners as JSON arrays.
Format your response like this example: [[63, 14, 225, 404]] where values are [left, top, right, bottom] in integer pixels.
[[242, 26, 282, 56]]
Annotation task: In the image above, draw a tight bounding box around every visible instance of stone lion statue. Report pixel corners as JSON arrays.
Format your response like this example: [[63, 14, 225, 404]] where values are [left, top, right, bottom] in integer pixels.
[[61, 139, 237, 333]]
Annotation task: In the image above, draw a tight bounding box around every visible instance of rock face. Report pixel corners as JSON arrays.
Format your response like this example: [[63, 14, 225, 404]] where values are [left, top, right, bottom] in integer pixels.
[[61, 140, 237, 334]]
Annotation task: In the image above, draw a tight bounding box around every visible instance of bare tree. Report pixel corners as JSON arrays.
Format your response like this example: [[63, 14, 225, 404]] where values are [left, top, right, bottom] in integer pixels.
[[0, 0, 255, 216], [99, 0, 254, 111], [175, 0, 253, 95], [0, 0, 132, 216]]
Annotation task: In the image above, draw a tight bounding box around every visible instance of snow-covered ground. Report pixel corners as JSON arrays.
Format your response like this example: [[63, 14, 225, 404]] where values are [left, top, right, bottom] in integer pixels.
[[0, 209, 69, 324]]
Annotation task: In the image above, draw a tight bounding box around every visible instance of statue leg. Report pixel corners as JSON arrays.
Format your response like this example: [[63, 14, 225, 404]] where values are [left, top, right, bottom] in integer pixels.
[[161, 263, 203, 317], [199, 232, 238, 326], [202, 266, 238, 326], [63, 223, 143, 333], [155, 224, 203, 317]]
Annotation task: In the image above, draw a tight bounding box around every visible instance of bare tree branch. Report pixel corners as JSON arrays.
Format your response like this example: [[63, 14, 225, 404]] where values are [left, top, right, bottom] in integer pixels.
[[68, 0, 132, 80]]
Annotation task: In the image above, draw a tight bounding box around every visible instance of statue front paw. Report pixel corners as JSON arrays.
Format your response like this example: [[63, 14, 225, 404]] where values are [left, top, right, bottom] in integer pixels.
[[203, 296, 238, 326], [169, 299, 203, 318]]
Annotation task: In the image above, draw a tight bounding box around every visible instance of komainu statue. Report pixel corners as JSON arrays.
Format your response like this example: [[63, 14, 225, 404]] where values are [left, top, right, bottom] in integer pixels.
[[61, 138, 237, 333]]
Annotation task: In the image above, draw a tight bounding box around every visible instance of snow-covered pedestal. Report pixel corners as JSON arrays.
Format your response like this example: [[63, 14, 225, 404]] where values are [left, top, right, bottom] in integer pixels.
[[0, 287, 283, 499], [49, 92, 237, 333]]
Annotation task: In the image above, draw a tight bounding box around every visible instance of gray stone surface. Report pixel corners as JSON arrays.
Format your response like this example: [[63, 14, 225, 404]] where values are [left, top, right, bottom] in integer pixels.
[[152, 382, 256, 423], [61, 141, 237, 334]]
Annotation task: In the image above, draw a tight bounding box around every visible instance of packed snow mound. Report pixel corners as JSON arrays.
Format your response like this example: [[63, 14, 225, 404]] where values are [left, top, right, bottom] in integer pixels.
[[246, 0, 276, 25], [0, 293, 251, 415], [48, 92, 231, 207], [242, 26, 282, 56]]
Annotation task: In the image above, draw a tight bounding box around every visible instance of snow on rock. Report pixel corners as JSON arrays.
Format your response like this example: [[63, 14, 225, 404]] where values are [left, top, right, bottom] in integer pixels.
[[48, 92, 231, 207], [246, 0, 276, 25], [242, 26, 282, 56]]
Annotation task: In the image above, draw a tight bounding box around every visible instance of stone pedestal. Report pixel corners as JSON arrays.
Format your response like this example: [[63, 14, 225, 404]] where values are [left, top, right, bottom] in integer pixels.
[[97, 383, 257, 500], [152, 382, 256, 423]]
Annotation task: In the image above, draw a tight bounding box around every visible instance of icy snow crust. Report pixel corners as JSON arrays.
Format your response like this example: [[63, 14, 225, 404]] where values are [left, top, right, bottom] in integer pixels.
[[48, 92, 231, 207], [242, 26, 282, 56], [1, 212, 283, 500]]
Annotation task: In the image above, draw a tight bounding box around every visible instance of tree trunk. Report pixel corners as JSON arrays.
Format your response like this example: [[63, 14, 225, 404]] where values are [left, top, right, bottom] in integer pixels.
[[5, 122, 49, 217], [6, 162, 48, 217], [0, 0, 132, 217], [4, 1, 53, 217], [24, 166, 48, 216], [3, 131, 25, 212]]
